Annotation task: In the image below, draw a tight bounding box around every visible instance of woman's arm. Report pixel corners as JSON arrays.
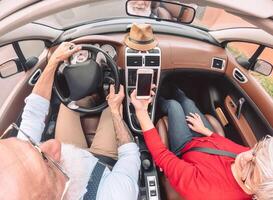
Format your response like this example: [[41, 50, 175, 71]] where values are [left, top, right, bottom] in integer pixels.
[[130, 89, 155, 131], [130, 90, 197, 191]]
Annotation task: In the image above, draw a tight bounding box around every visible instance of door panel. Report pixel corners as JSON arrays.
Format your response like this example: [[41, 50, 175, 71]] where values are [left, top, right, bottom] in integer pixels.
[[0, 49, 48, 134], [224, 95, 257, 147], [226, 51, 273, 125], [222, 51, 273, 145]]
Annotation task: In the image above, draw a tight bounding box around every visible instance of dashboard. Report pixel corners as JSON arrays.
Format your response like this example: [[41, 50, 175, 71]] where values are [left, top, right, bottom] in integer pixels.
[[66, 33, 228, 132], [69, 33, 227, 71]]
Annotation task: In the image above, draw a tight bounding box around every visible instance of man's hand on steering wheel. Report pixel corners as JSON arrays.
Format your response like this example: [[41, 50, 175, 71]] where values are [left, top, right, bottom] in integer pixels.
[[107, 84, 125, 116], [33, 42, 81, 100], [50, 42, 81, 65], [53, 43, 120, 114]]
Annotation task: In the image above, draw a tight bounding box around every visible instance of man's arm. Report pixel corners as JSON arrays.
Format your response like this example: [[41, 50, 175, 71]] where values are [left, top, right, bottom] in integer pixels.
[[110, 110, 139, 179], [17, 60, 59, 142], [101, 85, 140, 200], [111, 112, 134, 146], [107, 84, 140, 174], [99, 141, 140, 200], [33, 43, 81, 101], [102, 111, 140, 200], [17, 42, 81, 142]]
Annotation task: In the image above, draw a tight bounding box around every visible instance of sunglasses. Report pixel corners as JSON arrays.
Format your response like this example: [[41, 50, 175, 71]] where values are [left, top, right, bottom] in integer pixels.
[[1, 123, 70, 200]]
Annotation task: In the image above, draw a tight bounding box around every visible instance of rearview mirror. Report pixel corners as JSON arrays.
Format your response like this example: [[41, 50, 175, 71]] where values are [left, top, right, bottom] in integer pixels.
[[0, 58, 23, 78], [126, 0, 196, 24], [253, 59, 273, 76]]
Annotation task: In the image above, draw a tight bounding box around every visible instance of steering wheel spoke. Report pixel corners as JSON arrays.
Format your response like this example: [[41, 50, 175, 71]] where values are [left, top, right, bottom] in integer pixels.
[[90, 48, 99, 61]]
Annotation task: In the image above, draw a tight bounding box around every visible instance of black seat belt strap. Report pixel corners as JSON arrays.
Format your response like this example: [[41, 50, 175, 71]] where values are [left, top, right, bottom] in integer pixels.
[[182, 147, 237, 158], [83, 161, 106, 200], [93, 154, 117, 168]]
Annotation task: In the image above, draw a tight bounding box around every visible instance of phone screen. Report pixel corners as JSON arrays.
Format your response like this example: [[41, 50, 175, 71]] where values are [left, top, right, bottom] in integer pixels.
[[137, 73, 153, 96]]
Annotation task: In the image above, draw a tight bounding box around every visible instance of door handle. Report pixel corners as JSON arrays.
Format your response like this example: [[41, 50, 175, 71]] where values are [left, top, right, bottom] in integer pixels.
[[236, 97, 245, 119], [28, 69, 42, 86]]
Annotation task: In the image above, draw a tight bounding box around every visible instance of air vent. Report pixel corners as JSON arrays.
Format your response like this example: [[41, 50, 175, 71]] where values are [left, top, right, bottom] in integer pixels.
[[233, 68, 248, 83], [127, 48, 139, 53], [211, 58, 225, 70], [128, 69, 137, 86], [148, 49, 160, 54], [127, 56, 142, 66], [145, 56, 160, 66]]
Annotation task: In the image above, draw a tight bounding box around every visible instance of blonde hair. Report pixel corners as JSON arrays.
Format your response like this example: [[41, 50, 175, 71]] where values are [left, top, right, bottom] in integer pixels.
[[253, 136, 273, 200]]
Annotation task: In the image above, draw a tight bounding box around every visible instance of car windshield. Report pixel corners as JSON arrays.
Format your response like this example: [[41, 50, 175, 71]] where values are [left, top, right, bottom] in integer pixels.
[[35, 0, 255, 31]]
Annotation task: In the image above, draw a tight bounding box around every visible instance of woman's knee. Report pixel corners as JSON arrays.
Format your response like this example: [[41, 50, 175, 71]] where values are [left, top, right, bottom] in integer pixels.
[[165, 99, 182, 111]]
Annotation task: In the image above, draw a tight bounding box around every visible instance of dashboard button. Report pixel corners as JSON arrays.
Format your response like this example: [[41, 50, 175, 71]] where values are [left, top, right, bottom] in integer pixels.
[[150, 190, 157, 197], [149, 180, 155, 186]]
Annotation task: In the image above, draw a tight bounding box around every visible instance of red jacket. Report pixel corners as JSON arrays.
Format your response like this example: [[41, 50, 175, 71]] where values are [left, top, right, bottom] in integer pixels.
[[143, 128, 252, 200]]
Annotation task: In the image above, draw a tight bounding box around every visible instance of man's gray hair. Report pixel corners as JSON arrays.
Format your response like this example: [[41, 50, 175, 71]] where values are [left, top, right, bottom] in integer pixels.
[[254, 136, 273, 200]]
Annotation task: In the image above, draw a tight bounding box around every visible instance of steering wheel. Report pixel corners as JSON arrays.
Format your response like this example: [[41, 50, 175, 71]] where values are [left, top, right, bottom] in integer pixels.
[[53, 44, 120, 114]]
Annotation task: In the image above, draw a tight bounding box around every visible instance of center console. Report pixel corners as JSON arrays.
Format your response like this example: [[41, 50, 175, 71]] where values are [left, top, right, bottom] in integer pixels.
[[125, 47, 162, 200], [125, 47, 161, 133]]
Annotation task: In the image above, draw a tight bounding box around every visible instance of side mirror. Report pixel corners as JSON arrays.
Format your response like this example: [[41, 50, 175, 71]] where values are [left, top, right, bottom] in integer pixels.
[[126, 0, 196, 24], [253, 59, 273, 76], [0, 58, 24, 78]]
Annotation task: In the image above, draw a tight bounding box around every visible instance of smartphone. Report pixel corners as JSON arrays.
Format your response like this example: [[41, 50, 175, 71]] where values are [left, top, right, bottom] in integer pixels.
[[136, 69, 154, 99]]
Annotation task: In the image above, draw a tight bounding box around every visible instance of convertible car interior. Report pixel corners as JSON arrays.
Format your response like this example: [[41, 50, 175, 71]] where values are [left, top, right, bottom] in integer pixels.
[[0, 0, 272, 200]]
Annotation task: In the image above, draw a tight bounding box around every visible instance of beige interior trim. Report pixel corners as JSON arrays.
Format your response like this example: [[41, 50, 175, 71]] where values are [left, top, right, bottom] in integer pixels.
[[183, 0, 273, 18], [0, 0, 39, 20], [0, 49, 48, 134], [0, 0, 101, 37], [0, 23, 62, 46], [224, 95, 257, 147], [209, 28, 273, 48], [239, 15, 273, 37]]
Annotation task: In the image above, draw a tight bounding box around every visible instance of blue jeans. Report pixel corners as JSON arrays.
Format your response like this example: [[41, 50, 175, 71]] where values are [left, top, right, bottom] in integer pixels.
[[159, 89, 213, 154]]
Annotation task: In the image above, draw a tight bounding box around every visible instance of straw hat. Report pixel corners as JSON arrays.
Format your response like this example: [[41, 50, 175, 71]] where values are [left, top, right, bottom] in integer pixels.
[[124, 23, 158, 51]]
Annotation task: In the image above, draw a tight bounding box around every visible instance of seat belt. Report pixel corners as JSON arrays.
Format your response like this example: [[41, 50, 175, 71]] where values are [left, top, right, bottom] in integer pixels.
[[83, 162, 106, 200], [94, 154, 117, 168], [181, 147, 237, 158]]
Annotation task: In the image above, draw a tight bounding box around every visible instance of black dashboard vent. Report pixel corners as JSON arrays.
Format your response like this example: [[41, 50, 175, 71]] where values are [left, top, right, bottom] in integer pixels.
[[127, 48, 139, 53], [145, 56, 160, 66], [211, 58, 225, 70], [148, 49, 160, 54], [127, 56, 143, 66]]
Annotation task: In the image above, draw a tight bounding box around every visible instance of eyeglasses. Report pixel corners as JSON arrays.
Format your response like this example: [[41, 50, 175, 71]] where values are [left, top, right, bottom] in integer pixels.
[[1, 123, 70, 200], [241, 135, 271, 191]]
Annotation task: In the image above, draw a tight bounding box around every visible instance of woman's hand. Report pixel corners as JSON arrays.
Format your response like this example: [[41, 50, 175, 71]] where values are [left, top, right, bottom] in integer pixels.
[[107, 85, 125, 115], [49, 42, 81, 66], [130, 85, 156, 131], [130, 84, 156, 114], [186, 113, 213, 136]]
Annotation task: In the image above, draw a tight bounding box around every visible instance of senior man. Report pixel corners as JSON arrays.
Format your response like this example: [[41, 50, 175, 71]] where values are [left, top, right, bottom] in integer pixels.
[[0, 42, 140, 200]]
